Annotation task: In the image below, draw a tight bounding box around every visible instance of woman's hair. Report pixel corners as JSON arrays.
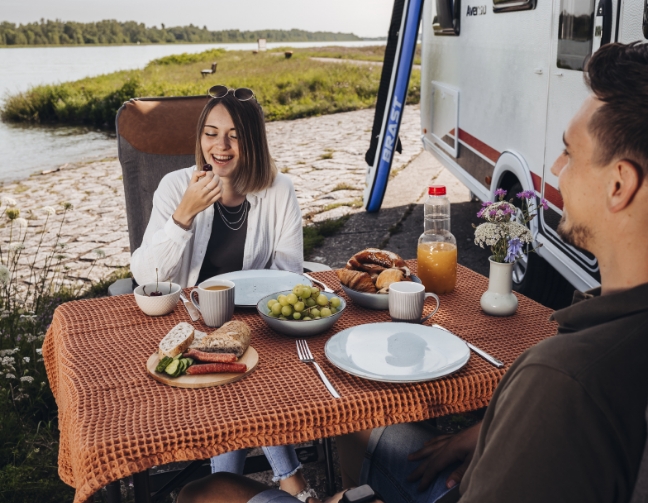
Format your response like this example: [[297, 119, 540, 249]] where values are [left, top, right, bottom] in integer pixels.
[[195, 93, 276, 194]]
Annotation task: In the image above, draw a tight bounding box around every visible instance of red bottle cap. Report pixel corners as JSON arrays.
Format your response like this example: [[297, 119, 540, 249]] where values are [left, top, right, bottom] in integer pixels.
[[428, 185, 447, 196]]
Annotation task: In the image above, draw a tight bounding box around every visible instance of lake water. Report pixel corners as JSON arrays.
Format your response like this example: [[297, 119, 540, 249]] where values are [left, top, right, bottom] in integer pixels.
[[0, 40, 384, 183]]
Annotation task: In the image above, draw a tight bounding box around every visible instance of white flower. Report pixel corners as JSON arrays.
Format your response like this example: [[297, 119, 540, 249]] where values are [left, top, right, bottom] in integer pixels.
[[2, 197, 16, 207], [93, 249, 106, 258], [0, 265, 10, 285], [42, 206, 56, 216], [15, 217, 28, 229], [505, 222, 533, 243], [474, 223, 505, 248], [5, 373, 15, 379], [36, 348, 42, 355], [20, 376, 34, 383], [8, 242, 24, 251], [23, 356, 30, 363], [0, 348, 18, 357]]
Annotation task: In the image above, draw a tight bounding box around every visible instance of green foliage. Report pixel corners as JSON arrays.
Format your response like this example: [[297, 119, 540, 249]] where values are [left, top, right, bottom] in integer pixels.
[[0, 20, 363, 47], [1, 47, 421, 128], [290, 44, 422, 65], [303, 216, 350, 258]]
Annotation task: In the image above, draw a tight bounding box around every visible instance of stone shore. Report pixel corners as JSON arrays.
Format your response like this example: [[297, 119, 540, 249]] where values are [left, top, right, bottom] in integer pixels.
[[0, 105, 423, 287]]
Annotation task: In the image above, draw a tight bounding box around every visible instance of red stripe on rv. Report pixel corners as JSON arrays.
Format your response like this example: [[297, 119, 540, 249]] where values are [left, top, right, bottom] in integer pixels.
[[543, 182, 564, 210], [458, 129, 500, 163], [531, 172, 542, 192]]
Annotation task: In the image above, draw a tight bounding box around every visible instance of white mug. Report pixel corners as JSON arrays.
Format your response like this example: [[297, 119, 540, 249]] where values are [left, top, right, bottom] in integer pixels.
[[190, 279, 235, 327], [389, 282, 440, 324]]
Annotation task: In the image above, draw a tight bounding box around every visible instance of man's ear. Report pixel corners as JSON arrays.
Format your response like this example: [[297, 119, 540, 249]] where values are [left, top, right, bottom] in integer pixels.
[[608, 160, 642, 213]]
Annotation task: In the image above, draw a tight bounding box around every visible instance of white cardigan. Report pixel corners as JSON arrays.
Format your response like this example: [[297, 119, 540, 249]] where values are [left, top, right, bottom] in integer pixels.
[[131, 167, 303, 287]]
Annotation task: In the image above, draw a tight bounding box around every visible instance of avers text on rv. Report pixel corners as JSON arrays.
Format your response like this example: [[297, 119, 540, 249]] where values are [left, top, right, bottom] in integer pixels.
[[466, 5, 487, 15], [381, 96, 403, 163]]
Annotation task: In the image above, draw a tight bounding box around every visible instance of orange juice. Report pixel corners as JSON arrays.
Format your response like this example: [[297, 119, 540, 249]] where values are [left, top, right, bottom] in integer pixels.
[[417, 242, 457, 294]]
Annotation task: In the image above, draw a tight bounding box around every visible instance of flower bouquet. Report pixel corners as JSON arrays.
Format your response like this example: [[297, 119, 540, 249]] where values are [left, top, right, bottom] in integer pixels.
[[474, 188, 547, 316]]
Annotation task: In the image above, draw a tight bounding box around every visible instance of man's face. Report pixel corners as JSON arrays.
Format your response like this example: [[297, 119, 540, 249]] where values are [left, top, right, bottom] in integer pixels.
[[550, 96, 608, 252]]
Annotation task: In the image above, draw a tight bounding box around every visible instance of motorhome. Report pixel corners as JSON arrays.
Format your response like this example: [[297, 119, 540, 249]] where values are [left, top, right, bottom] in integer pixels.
[[419, 0, 647, 303]]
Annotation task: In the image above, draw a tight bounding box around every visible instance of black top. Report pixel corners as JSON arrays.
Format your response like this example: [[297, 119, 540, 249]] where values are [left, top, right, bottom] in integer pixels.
[[459, 283, 648, 503], [197, 200, 249, 283]]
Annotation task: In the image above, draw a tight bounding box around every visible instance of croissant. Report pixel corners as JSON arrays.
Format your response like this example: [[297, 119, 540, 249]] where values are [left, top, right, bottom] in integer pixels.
[[375, 268, 407, 290], [346, 248, 411, 277], [336, 269, 377, 293]]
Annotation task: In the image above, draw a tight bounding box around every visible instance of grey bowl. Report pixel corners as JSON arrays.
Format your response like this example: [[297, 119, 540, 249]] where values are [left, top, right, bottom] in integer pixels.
[[340, 275, 422, 310], [256, 290, 346, 337]]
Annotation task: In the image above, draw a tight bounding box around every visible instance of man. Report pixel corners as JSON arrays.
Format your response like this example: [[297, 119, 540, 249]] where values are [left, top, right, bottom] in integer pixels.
[[178, 41, 648, 503]]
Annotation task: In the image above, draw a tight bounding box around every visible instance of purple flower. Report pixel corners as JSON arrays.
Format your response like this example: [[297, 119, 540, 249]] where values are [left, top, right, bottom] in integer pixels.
[[481, 201, 493, 207], [476, 208, 486, 218], [489, 209, 498, 217], [541, 198, 549, 210], [505, 237, 524, 263], [494, 188, 507, 199], [501, 205, 514, 216], [516, 190, 535, 200]]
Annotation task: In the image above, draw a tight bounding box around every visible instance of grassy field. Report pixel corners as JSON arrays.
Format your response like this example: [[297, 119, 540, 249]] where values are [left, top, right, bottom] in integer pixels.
[[291, 44, 422, 65], [1, 46, 420, 128]]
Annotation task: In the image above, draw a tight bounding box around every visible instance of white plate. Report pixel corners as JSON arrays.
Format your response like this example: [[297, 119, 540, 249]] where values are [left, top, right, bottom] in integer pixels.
[[208, 270, 312, 307], [325, 323, 470, 383]]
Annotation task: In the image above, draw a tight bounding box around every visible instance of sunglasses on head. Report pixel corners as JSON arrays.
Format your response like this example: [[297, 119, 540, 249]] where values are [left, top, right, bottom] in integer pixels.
[[208, 85, 255, 102]]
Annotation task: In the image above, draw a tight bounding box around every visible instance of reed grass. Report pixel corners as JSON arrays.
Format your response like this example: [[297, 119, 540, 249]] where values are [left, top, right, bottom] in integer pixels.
[[1, 46, 420, 128]]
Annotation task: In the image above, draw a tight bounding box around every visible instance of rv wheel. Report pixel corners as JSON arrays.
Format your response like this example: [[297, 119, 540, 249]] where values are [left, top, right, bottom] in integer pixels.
[[509, 183, 574, 310]]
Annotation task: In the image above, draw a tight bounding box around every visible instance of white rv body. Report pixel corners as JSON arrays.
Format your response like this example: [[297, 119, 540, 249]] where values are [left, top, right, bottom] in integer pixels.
[[420, 0, 647, 292]]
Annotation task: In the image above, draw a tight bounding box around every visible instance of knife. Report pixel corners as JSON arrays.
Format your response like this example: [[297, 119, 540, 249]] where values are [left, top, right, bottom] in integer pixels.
[[179, 292, 201, 322], [432, 324, 504, 368]]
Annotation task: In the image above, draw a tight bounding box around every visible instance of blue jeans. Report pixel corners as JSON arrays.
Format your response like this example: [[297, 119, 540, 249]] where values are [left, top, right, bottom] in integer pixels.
[[210, 446, 301, 482], [247, 422, 456, 503]]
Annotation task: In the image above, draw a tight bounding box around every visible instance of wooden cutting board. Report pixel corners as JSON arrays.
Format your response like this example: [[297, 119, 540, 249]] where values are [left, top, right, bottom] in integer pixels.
[[146, 347, 258, 389]]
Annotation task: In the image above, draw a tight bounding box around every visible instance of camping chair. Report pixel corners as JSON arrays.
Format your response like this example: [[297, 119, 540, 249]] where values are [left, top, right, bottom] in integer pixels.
[[108, 96, 334, 501]]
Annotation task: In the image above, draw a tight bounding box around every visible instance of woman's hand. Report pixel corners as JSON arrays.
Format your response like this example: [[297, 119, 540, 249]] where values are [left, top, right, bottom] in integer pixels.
[[407, 422, 482, 492], [173, 170, 222, 228]]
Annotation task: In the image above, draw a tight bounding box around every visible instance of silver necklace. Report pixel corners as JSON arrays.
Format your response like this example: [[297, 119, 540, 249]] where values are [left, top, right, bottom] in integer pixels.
[[216, 201, 248, 231], [219, 201, 245, 215]]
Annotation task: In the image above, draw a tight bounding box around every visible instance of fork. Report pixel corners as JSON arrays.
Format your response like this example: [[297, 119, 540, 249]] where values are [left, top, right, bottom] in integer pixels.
[[296, 339, 340, 398], [303, 273, 335, 293]]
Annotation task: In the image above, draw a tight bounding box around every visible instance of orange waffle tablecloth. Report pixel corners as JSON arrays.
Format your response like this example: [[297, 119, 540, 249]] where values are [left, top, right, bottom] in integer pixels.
[[43, 263, 556, 503]]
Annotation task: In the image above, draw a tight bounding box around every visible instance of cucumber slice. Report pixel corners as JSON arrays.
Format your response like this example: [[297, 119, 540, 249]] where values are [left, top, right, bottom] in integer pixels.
[[164, 359, 180, 376], [155, 356, 173, 373]]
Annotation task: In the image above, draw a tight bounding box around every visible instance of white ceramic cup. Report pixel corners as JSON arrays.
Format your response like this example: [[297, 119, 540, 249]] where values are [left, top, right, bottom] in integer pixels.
[[389, 281, 440, 324], [189, 279, 235, 327]]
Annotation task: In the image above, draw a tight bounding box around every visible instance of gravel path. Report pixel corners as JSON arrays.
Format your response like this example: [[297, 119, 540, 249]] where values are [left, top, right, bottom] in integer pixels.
[[0, 105, 423, 287]]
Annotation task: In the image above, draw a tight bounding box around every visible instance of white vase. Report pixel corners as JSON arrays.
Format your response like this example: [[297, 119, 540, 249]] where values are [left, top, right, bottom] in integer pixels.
[[480, 256, 518, 316]]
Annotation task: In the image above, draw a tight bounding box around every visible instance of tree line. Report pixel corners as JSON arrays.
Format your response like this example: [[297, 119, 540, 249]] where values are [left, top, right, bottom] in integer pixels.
[[0, 19, 364, 46]]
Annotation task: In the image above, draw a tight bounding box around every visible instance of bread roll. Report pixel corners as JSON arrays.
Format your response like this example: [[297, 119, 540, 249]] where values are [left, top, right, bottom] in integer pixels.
[[190, 320, 251, 358], [375, 268, 406, 290], [336, 269, 377, 293], [346, 248, 410, 276]]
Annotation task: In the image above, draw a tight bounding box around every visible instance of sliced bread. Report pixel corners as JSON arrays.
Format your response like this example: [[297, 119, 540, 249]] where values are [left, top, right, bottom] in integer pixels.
[[190, 320, 251, 358], [159, 322, 195, 358]]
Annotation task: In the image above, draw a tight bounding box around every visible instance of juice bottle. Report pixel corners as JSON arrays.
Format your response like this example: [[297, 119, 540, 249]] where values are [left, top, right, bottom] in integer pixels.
[[417, 186, 457, 294]]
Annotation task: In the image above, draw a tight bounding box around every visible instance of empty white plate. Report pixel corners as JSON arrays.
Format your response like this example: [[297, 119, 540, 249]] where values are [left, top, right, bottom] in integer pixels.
[[325, 323, 470, 383], [209, 270, 312, 307]]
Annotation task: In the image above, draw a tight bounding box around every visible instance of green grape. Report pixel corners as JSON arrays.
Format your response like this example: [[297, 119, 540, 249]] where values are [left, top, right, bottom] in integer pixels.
[[316, 294, 329, 306], [314, 316, 321, 320], [268, 311, 279, 318], [310, 308, 321, 318], [320, 307, 332, 318], [281, 305, 293, 317], [279, 315, 287, 320], [330, 297, 341, 308], [293, 312, 302, 320], [311, 287, 320, 297], [305, 298, 316, 307], [278, 295, 289, 306], [303, 316, 312, 321], [294, 301, 305, 312], [271, 303, 282, 315], [301, 287, 312, 299], [292, 285, 303, 297], [287, 293, 298, 305], [267, 299, 278, 308], [330, 307, 338, 315]]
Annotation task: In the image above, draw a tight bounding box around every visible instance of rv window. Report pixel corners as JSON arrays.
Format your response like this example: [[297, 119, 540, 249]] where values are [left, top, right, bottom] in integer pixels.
[[493, 0, 536, 14], [557, 0, 595, 71], [644, 0, 648, 39], [433, 0, 461, 35]]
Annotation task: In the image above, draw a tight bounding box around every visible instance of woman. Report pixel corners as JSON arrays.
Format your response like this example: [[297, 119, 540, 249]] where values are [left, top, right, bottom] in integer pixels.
[[131, 86, 314, 501]]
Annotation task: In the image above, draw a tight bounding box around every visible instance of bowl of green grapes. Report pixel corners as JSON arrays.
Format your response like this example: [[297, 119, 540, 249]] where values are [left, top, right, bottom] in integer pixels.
[[256, 284, 346, 337]]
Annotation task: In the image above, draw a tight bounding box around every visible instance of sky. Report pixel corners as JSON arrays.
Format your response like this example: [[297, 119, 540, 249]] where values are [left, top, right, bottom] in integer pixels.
[[0, 0, 396, 38]]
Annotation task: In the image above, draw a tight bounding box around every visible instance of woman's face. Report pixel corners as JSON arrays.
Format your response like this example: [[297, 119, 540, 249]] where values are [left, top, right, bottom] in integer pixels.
[[201, 104, 239, 179]]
